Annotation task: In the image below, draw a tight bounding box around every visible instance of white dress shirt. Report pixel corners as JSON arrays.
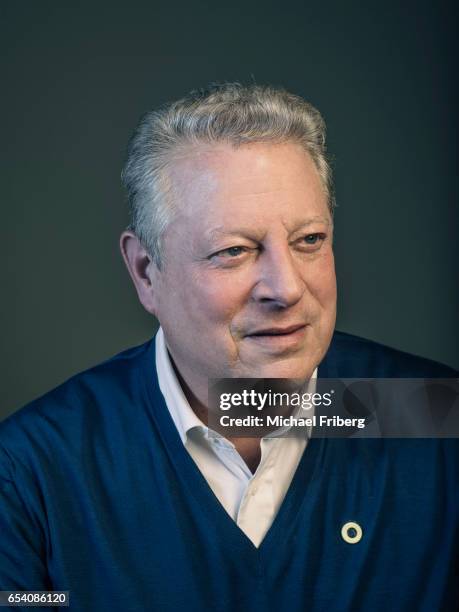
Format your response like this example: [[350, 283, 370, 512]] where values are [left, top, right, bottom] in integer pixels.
[[155, 327, 316, 547]]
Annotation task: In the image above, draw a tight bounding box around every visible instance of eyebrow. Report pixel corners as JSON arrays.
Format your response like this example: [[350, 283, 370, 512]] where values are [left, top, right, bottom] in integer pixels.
[[205, 216, 332, 242]]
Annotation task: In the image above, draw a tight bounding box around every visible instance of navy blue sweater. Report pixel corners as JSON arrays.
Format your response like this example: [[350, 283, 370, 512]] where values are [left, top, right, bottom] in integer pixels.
[[0, 331, 458, 611]]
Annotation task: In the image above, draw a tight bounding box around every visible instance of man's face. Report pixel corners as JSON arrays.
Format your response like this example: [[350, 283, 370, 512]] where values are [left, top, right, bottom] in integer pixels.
[[151, 142, 337, 400]]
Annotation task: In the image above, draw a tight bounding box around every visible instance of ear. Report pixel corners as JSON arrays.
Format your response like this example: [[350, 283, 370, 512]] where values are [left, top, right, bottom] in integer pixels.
[[119, 231, 160, 315]]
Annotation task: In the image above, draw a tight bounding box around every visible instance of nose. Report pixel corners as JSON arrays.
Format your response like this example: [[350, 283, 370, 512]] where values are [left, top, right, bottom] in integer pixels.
[[251, 245, 305, 308]]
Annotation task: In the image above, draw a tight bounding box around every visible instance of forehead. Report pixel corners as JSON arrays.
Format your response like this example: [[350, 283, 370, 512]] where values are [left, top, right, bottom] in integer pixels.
[[166, 141, 330, 231]]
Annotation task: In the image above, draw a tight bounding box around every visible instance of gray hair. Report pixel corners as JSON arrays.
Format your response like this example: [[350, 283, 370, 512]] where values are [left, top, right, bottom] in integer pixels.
[[121, 82, 334, 267]]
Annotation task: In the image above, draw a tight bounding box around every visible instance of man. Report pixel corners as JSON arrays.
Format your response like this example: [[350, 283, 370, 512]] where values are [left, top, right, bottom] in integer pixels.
[[0, 83, 457, 611]]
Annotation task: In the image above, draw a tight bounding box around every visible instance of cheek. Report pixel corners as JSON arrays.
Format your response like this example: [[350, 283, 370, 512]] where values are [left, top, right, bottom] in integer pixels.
[[165, 267, 249, 325], [196, 275, 249, 324], [309, 252, 337, 304]]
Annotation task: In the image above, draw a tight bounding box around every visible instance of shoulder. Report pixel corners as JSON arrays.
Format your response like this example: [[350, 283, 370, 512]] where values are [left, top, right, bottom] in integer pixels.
[[0, 339, 156, 474], [320, 330, 458, 378]]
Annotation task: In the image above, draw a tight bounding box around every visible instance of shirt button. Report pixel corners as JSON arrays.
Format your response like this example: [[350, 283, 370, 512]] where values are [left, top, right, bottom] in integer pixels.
[[341, 521, 363, 544]]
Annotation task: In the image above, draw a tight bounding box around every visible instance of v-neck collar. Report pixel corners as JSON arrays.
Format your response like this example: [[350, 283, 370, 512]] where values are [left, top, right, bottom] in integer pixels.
[[141, 337, 329, 556]]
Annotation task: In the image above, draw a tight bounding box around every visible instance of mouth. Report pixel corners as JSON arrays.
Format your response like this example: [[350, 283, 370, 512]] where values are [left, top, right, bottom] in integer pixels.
[[244, 324, 308, 350], [247, 323, 307, 337]]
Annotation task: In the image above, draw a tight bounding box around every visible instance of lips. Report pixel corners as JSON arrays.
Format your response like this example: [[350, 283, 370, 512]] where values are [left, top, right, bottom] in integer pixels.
[[246, 324, 306, 337]]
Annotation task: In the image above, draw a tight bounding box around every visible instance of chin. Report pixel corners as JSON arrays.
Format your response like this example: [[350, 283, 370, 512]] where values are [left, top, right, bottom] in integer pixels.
[[248, 360, 316, 382]]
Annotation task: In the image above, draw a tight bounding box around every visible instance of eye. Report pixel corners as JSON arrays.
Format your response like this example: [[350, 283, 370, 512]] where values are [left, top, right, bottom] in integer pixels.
[[300, 232, 325, 249], [296, 232, 326, 251], [208, 244, 256, 267], [304, 233, 321, 244], [212, 246, 248, 258]]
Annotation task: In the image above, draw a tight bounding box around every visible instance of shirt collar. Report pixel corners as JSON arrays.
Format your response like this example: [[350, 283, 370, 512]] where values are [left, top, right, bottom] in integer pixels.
[[155, 327, 207, 444]]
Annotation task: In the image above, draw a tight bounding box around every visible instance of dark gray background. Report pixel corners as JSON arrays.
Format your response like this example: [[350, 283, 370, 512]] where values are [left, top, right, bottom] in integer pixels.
[[1, 1, 458, 419]]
